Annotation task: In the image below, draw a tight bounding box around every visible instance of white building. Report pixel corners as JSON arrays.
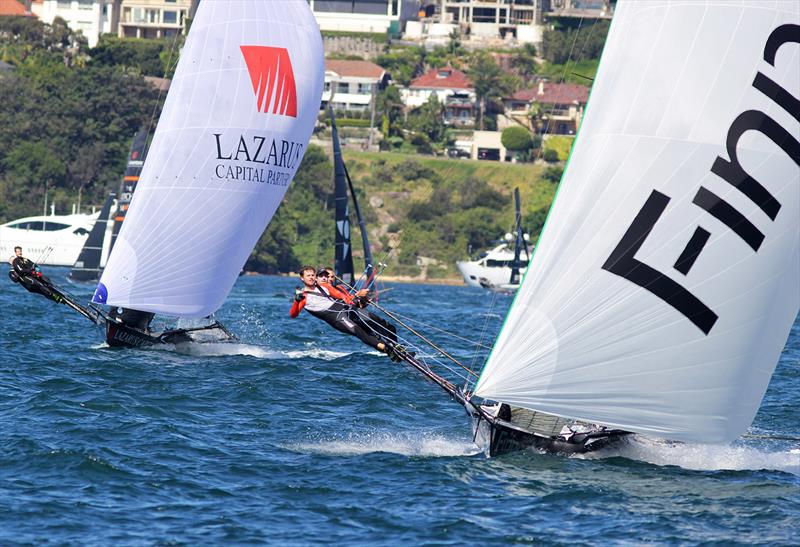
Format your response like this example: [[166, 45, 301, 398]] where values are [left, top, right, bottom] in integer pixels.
[[118, 0, 192, 39], [309, 0, 404, 34], [32, 0, 118, 47], [401, 67, 474, 109], [323, 59, 387, 113]]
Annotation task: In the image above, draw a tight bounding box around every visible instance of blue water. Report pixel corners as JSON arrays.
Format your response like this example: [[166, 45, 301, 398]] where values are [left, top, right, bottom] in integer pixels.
[[1, 271, 798, 544]]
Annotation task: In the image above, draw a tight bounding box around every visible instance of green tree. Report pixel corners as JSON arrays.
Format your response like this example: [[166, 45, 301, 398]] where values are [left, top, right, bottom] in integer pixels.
[[501, 126, 533, 160], [467, 52, 515, 130], [406, 94, 446, 151], [375, 46, 425, 86], [375, 84, 404, 138]]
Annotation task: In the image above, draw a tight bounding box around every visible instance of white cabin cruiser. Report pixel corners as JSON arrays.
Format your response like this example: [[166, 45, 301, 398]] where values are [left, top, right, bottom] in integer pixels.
[[456, 234, 531, 289], [0, 211, 99, 266]]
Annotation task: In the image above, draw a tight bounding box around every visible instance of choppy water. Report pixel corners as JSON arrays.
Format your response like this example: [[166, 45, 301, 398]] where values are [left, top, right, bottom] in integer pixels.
[[1, 272, 798, 544]]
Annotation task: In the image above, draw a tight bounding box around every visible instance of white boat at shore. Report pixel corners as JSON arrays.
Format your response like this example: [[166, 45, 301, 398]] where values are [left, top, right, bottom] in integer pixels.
[[456, 236, 531, 289], [458, 188, 531, 291], [0, 211, 100, 266]]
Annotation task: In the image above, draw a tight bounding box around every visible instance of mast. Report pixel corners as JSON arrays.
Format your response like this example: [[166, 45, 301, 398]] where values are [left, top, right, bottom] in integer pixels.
[[331, 107, 355, 286], [330, 107, 375, 289], [68, 193, 115, 282], [508, 187, 527, 286]]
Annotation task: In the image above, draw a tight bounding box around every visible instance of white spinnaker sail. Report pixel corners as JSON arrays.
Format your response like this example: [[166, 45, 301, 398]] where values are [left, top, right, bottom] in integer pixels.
[[92, 0, 324, 316], [475, 0, 799, 443]]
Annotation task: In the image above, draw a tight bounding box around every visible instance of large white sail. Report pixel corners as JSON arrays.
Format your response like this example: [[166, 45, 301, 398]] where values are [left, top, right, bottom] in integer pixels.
[[92, 0, 324, 316], [475, 1, 799, 443]]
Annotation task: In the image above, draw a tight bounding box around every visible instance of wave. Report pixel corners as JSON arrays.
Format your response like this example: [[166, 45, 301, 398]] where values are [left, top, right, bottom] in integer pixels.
[[281, 348, 380, 361], [287, 430, 481, 458], [173, 342, 282, 358], [590, 436, 800, 475]]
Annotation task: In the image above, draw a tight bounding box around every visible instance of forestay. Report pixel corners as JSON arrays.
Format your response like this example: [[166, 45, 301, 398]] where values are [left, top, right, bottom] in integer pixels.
[[475, 0, 799, 443], [93, 0, 324, 316]]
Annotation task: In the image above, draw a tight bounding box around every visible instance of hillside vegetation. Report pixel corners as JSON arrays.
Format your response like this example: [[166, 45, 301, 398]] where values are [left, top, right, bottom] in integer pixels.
[[1, 14, 585, 279], [247, 148, 561, 278]]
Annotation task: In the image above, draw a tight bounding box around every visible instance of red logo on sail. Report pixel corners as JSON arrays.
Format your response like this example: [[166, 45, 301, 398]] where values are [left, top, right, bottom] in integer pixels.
[[240, 46, 297, 117]]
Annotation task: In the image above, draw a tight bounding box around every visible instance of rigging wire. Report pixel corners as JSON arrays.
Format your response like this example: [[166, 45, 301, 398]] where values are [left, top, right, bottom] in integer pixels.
[[369, 301, 479, 379], [373, 307, 493, 350], [331, 272, 478, 379]]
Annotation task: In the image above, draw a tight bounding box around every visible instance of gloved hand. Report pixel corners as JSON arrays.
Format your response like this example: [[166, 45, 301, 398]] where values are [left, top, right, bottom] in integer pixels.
[[294, 291, 305, 302], [354, 295, 369, 308]]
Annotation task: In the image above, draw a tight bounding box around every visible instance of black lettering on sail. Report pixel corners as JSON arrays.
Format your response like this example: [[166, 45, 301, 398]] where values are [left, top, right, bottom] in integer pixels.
[[709, 110, 799, 222], [602, 190, 719, 335], [674, 227, 711, 275], [763, 24, 800, 67], [692, 186, 765, 251]]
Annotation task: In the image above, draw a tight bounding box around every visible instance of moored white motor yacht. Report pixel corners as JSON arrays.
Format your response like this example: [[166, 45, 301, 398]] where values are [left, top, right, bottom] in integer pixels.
[[0, 210, 99, 266], [456, 233, 532, 289]]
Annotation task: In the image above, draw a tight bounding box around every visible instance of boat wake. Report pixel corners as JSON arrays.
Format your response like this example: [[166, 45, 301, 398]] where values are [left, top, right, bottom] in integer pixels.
[[591, 436, 800, 475], [172, 342, 282, 358], [281, 348, 379, 361], [287, 430, 481, 458]]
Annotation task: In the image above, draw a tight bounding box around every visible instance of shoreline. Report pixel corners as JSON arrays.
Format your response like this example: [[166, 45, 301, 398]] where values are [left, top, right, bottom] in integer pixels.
[[243, 271, 466, 286]]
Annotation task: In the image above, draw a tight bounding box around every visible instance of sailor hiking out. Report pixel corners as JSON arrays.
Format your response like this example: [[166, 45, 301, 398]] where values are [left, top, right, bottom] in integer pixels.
[[290, 266, 401, 360], [8, 246, 65, 304]]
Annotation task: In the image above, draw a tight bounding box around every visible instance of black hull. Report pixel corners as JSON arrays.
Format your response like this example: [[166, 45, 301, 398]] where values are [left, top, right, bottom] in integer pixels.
[[390, 347, 632, 457], [480, 417, 630, 457], [105, 322, 192, 348], [104, 318, 236, 349]]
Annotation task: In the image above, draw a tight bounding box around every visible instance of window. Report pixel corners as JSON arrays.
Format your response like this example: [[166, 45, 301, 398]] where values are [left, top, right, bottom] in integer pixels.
[[42, 222, 70, 231], [335, 82, 349, 94], [357, 83, 372, 94], [323, 82, 331, 92], [78, 0, 93, 9], [163, 10, 177, 24], [8, 221, 70, 231]]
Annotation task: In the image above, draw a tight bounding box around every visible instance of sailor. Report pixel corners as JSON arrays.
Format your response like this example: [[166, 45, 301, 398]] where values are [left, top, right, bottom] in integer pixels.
[[290, 266, 400, 359], [8, 246, 64, 303]]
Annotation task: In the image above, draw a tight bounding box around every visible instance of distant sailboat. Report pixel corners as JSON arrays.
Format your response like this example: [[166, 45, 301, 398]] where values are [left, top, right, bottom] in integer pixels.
[[69, 131, 148, 282], [90, 0, 325, 347], [385, 0, 799, 455], [330, 107, 375, 290]]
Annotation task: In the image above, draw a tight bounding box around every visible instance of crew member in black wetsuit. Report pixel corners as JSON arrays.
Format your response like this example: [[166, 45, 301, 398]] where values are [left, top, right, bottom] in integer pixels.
[[317, 267, 398, 346], [8, 246, 64, 303], [290, 265, 400, 359]]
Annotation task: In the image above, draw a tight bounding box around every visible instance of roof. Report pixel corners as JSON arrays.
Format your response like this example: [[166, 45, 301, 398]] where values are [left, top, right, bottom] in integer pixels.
[[325, 59, 385, 79], [0, 0, 30, 16], [511, 82, 590, 105], [409, 67, 472, 90]]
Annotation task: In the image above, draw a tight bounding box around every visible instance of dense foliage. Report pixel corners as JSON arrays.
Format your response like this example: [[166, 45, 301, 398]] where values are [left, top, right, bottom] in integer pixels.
[[1, 15, 577, 277], [0, 16, 161, 223], [541, 20, 611, 65]]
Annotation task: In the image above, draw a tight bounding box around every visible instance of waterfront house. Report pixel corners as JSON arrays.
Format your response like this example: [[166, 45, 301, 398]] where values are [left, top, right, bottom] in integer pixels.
[[504, 80, 589, 135], [323, 59, 388, 114]]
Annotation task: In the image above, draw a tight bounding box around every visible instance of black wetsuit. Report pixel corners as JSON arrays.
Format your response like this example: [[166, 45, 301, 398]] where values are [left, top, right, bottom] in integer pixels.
[[294, 283, 397, 350], [9, 256, 63, 303]]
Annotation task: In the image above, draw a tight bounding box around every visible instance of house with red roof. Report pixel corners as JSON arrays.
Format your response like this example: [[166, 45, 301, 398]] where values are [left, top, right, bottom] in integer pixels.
[[323, 59, 388, 113], [401, 66, 477, 126], [504, 80, 590, 135], [0, 0, 34, 16]]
